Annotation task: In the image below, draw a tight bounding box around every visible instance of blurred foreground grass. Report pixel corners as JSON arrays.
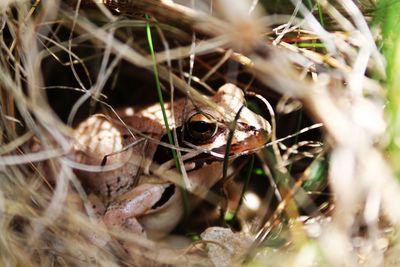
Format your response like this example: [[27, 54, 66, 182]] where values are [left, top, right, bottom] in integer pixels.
[[1, 0, 400, 266]]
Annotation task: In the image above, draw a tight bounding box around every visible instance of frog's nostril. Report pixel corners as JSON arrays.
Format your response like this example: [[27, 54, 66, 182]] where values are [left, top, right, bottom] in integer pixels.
[[151, 184, 175, 209]]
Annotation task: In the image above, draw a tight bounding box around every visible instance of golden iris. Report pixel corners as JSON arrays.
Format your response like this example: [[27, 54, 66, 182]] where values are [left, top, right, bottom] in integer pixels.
[[186, 113, 218, 141]]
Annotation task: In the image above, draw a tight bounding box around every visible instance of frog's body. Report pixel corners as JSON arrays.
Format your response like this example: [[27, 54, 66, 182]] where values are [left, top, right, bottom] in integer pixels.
[[73, 84, 271, 239]]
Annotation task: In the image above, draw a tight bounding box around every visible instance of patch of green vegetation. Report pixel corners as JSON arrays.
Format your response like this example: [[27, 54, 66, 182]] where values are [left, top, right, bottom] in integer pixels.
[[302, 157, 327, 191], [374, 0, 400, 179], [295, 42, 325, 48]]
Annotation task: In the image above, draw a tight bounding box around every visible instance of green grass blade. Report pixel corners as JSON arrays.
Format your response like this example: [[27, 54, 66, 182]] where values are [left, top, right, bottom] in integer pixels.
[[222, 106, 245, 180], [316, 1, 325, 27], [145, 15, 189, 214]]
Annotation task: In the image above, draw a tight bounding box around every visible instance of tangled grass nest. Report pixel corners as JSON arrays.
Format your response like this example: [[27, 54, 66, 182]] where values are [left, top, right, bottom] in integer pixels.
[[1, 0, 400, 266]]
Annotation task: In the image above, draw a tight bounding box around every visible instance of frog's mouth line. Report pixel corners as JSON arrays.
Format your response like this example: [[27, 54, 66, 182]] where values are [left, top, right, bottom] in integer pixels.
[[153, 128, 270, 172]]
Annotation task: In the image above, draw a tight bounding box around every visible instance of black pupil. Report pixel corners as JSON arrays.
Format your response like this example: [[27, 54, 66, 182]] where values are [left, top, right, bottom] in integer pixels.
[[190, 121, 214, 133]]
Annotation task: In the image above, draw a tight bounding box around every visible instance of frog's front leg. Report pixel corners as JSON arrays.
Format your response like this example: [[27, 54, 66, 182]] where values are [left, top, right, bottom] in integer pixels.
[[103, 182, 183, 239]]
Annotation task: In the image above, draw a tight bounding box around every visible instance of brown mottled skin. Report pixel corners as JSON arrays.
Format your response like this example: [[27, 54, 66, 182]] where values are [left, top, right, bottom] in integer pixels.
[[73, 84, 271, 239]]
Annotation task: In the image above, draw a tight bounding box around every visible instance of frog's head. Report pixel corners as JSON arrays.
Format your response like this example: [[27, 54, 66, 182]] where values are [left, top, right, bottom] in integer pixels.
[[185, 83, 270, 157], [154, 83, 271, 171]]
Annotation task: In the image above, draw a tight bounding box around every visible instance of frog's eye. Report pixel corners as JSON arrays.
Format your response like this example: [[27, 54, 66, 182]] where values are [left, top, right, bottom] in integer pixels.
[[186, 113, 218, 141]]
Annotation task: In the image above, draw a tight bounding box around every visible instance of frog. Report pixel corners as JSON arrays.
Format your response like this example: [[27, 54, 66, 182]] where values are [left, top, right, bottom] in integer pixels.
[[73, 83, 271, 240]]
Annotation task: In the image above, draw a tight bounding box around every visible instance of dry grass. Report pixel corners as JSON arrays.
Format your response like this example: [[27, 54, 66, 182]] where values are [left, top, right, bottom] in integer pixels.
[[0, 0, 399, 266]]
